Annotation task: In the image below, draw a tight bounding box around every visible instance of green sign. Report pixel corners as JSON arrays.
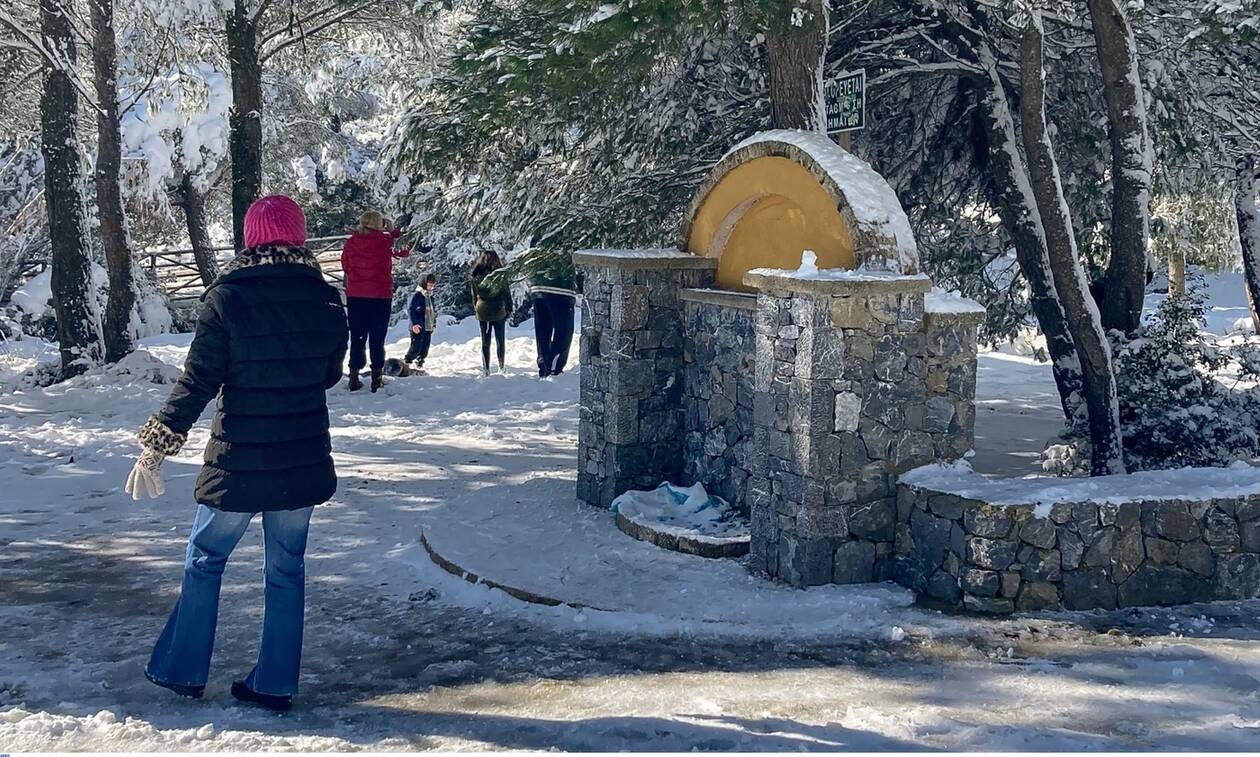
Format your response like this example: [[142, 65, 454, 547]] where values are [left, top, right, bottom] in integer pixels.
[[826, 70, 866, 134]]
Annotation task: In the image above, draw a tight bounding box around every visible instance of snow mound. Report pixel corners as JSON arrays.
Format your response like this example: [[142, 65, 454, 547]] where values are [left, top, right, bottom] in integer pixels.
[[749, 264, 931, 285], [902, 459, 1260, 507], [8, 265, 170, 339], [795, 249, 820, 277], [611, 482, 748, 546], [0, 334, 58, 389], [0, 706, 360, 751], [926, 287, 986, 315], [58, 350, 182, 390], [10, 270, 52, 316]]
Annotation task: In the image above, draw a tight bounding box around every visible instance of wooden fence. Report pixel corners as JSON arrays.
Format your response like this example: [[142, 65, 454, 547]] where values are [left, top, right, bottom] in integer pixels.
[[141, 235, 350, 304]]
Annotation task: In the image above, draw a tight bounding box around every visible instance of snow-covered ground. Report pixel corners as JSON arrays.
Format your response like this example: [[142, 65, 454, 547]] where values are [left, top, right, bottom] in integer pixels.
[[4, 301, 1260, 750]]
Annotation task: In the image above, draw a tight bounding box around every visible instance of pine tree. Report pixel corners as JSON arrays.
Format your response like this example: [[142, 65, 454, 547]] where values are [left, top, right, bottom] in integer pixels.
[[39, 0, 104, 377], [1087, 0, 1154, 336], [91, 0, 136, 363], [387, 0, 840, 256], [1018, 11, 1124, 475], [1113, 277, 1260, 470], [226, 0, 263, 250]]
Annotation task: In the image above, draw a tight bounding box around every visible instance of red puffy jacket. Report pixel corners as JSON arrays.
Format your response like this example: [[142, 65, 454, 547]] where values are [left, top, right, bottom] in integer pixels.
[[341, 229, 410, 299]]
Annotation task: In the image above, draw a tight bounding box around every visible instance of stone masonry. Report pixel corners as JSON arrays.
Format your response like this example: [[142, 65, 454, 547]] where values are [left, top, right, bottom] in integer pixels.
[[923, 310, 981, 461], [740, 270, 979, 587], [574, 249, 717, 509], [897, 483, 1260, 613], [574, 251, 981, 591], [680, 289, 756, 513]]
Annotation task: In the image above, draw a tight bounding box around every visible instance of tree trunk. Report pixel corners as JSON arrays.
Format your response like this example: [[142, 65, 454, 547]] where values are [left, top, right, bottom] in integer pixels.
[[1020, 15, 1125, 476], [1168, 246, 1186, 299], [226, 0, 263, 250], [91, 0, 135, 363], [174, 172, 220, 286], [764, 0, 828, 131], [1087, 0, 1153, 336], [965, 18, 1083, 421], [1236, 156, 1260, 333], [40, 0, 103, 378]]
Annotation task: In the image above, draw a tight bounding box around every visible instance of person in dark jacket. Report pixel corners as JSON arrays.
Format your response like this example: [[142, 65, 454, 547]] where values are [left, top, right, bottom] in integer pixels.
[[470, 250, 512, 376], [524, 251, 578, 378], [341, 210, 409, 392], [404, 273, 438, 372], [125, 195, 348, 712]]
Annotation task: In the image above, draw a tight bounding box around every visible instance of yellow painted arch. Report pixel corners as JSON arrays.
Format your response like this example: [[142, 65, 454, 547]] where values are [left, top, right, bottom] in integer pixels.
[[686, 156, 854, 291]]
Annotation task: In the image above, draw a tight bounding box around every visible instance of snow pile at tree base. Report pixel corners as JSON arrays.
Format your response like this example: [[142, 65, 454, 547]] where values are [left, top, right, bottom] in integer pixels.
[[611, 482, 749, 558]]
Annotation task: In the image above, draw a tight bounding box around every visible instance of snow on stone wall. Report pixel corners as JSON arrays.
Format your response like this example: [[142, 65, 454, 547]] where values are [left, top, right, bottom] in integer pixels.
[[897, 463, 1260, 613]]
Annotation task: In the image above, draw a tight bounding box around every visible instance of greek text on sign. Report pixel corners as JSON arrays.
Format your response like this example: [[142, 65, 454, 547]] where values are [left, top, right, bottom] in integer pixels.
[[826, 70, 866, 134]]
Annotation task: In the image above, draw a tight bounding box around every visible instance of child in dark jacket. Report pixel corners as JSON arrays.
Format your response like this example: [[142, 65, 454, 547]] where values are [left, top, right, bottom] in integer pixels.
[[405, 273, 438, 371]]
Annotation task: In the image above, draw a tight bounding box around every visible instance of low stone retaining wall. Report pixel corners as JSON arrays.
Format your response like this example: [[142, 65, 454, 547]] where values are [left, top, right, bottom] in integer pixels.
[[614, 511, 751, 559], [896, 479, 1260, 614]]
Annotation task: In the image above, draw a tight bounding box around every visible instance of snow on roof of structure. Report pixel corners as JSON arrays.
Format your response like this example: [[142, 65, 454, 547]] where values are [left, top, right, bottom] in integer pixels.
[[746, 266, 930, 284], [724, 130, 920, 273], [902, 460, 1260, 508], [573, 247, 688, 258]]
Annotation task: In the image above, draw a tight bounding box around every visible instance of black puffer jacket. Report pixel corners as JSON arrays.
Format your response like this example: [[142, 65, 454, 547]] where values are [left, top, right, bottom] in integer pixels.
[[139, 245, 348, 513]]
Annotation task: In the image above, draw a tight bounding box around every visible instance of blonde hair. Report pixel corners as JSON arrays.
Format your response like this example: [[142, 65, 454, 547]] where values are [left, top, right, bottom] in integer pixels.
[[357, 210, 385, 234]]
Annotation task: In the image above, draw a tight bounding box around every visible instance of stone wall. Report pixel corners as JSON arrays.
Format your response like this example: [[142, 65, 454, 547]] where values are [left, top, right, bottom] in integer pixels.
[[897, 483, 1260, 613], [680, 289, 756, 513], [573, 253, 983, 593], [574, 250, 717, 509], [923, 311, 980, 460], [741, 271, 981, 587]]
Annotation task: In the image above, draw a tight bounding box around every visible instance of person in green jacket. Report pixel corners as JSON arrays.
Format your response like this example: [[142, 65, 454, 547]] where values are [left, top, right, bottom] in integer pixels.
[[470, 250, 513, 376]]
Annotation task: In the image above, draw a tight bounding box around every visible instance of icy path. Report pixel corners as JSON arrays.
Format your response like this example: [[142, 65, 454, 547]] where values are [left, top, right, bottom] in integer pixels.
[[3, 320, 1260, 750], [416, 477, 928, 636]]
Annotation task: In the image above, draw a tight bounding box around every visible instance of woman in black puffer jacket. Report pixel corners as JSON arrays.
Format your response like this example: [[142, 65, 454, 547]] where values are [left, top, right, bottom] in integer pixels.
[[125, 195, 347, 711]]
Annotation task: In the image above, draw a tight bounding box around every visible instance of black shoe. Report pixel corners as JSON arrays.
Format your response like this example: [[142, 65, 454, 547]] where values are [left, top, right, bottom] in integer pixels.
[[231, 680, 292, 712], [347, 371, 362, 391], [370, 369, 384, 393], [145, 669, 204, 699]]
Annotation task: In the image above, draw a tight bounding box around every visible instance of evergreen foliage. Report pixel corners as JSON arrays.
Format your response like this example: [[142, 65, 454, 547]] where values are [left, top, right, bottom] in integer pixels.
[[386, 1, 769, 254], [479, 247, 578, 295], [1050, 275, 1260, 473]]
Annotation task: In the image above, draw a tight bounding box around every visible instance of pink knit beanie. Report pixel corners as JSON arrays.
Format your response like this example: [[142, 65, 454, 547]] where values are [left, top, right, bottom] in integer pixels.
[[243, 195, 308, 248]]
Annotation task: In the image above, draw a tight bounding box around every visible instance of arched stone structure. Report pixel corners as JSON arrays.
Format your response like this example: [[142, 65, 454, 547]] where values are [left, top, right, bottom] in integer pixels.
[[574, 130, 983, 591], [681, 130, 920, 290]]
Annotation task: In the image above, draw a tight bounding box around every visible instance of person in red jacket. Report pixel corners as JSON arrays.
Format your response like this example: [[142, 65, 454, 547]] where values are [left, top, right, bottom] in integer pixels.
[[341, 210, 409, 392]]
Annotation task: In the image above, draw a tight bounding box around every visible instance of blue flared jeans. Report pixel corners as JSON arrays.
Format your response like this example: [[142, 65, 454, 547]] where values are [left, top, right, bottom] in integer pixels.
[[146, 504, 313, 696]]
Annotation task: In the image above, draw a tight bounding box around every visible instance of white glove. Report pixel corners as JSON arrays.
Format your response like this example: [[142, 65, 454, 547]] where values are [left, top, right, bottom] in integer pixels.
[[125, 448, 166, 501]]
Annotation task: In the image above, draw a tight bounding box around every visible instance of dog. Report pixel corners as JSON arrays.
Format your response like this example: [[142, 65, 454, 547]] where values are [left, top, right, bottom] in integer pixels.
[[382, 357, 411, 378]]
